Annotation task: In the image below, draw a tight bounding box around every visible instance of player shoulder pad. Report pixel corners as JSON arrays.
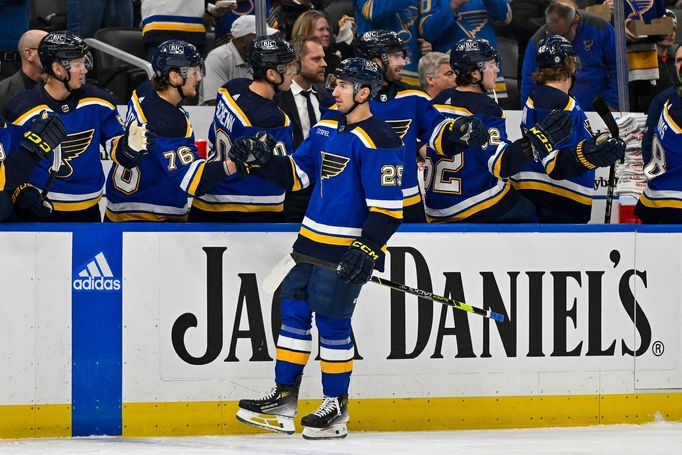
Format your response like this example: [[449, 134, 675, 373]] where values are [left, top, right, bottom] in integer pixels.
[[237, 89, 289, 129], [528, 85, 572, 111], [663, 96, 682, 132], [223, 77, 252, 94], [3, 85, 50, 124], [75, 84, 117, 110], [136, 87, 191, 139], [351, 116, 403, 149]]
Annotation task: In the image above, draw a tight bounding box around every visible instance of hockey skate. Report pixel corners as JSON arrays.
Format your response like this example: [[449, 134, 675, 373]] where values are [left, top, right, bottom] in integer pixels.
[[236, 383, 299, 435], [301, 394, 349, 440]]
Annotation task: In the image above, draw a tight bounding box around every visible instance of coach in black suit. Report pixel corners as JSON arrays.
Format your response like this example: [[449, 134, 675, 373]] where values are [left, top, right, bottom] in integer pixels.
[[0, 30, 46, 113], [275, 36, 335, 222]]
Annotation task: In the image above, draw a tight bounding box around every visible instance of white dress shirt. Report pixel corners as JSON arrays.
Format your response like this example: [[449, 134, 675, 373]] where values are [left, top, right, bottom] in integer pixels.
[[290, 79, 321, 140]]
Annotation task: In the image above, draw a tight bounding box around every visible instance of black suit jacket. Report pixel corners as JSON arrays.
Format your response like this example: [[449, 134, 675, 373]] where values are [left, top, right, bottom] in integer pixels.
[[0, 70, 37, 114], [275, 83, 335, 149]]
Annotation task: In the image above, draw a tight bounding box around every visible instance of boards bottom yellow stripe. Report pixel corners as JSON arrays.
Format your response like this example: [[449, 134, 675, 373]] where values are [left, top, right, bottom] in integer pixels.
[[0, 404, 71, 438], [122, 393, 682, 437]]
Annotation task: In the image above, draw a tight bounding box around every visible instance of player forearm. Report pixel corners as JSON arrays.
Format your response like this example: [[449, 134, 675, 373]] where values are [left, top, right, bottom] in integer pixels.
[[0, 147, 41, 190], [248, 156, 297, 190], [546, 148, 588, 180], [361, 211, 402, 249], [491, 140, 532, 178], [194, 161, 231, 196]]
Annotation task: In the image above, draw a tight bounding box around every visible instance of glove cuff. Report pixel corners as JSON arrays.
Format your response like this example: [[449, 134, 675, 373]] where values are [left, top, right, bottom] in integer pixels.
[[350, 237, 382, 262], [11, 182, 39, 204], [575, 140, 597, 170]]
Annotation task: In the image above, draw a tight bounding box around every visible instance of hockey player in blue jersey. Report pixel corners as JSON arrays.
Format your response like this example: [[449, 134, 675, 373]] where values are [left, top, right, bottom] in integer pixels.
[[0, 111, 66, 220], [425, 38, 574, 222], [190, 36, 296, 222], [105, 40, 237, 222], [636, 61, 682, 223], [231, 58, 404, 439], [514, 35, 624, 223], [3, 31, 135, 222], [356, 30, 461, 223]]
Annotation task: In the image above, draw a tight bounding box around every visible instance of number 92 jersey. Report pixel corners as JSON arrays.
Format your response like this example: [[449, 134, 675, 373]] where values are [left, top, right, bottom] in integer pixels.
[[424, 88, 519, 222], [105, 80, 207, 221]]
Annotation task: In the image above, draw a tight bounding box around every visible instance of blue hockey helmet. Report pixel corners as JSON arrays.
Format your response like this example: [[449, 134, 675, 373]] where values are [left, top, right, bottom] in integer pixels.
[[247, 36, 296, 80], [38, 31, 91, 74], [536, 35, 577, 68], [449, 38, 500, 76], [152, 40, 204, 80], [334, 57, 383, 97], [356, 30, 408, 64]]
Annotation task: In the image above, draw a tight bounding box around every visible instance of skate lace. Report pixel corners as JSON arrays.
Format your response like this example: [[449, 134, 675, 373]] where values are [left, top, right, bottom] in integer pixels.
[[312, 397, 339, 417], [258, 386, 279, 402]]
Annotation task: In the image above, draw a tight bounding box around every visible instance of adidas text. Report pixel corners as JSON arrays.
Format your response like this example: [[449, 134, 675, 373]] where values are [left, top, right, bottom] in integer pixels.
[[73, 276, 121, 291]]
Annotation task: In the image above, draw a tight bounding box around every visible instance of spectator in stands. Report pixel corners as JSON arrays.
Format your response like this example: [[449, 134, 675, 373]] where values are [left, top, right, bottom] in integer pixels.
[[200, 15, 278, 106], [355, 1, 428, 87], [268, 0, 331, 40], [274, 35, 334, 222], [420, 0, 512, 100], [291, 10, 351, 76], [521, 1, 618, 111], [0, 29, 47, 112], [214, 0, 271, 47], [66, 0, 133, 39], [418, 51, 456, 98], [140, 0, 235, 60], [0, 0, 28, 81]]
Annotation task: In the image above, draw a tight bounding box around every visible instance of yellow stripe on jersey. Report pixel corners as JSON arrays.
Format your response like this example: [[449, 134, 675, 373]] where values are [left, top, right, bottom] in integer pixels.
[[52, 194, 102, 212], [299, 227, 354, 246], [321, 360, 353, 374], [191, 199, 284, 212], [110, 136, 123, 165], [276, 348, 310, 366], [564, 97, 576, 111], [0, 163, 5, 191], [428, 183, 512, 222], [370, 206, 403, 219], [184, 116, 192, 138], [105, 208, 189, 222], [351, 127, 377, 149], [315, 119, 338, 128], [639, 193, 682, 209], [142, 22, 206, 35], [395, 89, 431, 100], [400, 75, 421, 88], [435, 104, 473, 117], [13, 105, 50, 126], [545, 154, 558, 175], [663, 101, 682, 134], [289, 156, 302, 191], [511, 180, 593, 206], [131, 90, 148, 124], [362, 0, 373, 20], [218, 88, 251, 127], [186, 161, 205, 196], [77, 97, 116, 110], [403, 193, 422, 207]]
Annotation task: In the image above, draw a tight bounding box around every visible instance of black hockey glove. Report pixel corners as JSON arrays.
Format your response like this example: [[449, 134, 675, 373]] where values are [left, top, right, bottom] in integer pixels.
[[522, 109, 572, 161], [21, 110, 66, 160], [11, 183, 53, 221], [441, 116, 490, 153], [575, 134, 625, 169], [119, 122, 155, 168], [337, 237, 381, 285], [228, 133, 274, 177]]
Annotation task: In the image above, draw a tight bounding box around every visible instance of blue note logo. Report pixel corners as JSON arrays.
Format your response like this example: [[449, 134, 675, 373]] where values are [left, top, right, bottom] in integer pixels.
[[73, 252, 121, 292]]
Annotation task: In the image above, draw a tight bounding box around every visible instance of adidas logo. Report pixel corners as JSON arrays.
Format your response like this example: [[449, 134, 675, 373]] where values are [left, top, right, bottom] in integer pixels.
[[73, 252, 121, 292]]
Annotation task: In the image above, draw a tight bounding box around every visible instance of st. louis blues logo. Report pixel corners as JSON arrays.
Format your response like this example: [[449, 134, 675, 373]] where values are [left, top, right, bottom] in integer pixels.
[[625, 0, 654, 20], [320, 152, 349, 180], [386, 119, 412, 140], [55, 129, 95, 178]]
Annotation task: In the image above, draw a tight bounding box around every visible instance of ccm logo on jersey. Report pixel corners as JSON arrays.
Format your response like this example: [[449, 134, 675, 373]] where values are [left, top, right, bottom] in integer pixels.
[[73, 252, 121, 292]]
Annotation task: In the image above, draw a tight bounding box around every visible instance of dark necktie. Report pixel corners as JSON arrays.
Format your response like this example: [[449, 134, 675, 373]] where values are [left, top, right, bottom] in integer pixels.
[[299, 89, 318, 129]]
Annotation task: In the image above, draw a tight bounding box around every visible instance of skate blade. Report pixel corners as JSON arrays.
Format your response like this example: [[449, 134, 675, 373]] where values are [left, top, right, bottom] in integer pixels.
[[302, 423, 348, 440], [236, 408, 295, 435]]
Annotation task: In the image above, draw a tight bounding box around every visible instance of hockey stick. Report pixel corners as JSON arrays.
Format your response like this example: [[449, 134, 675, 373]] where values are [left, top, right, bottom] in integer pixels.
[[40, 144, 61, 205], [592, 97, 619, 224], [263, 251, 505, 322]]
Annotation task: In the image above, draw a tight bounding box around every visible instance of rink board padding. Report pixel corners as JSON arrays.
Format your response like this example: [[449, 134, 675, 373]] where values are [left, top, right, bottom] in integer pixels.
[[1, 223, 682, 438]]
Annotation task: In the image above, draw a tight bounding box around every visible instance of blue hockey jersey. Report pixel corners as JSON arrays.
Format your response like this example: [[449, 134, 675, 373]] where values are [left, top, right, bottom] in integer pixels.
[[513, 85, 595, 223], [636, 95, 682, 220], [3, 84, 124, 212], [425, 88, 525, 222], [105, 80, 208, 222], [355, 0, 421, 87], [192, 78, 294, 215], [258, 110, 405, 268], [368, 82, 448, 220]]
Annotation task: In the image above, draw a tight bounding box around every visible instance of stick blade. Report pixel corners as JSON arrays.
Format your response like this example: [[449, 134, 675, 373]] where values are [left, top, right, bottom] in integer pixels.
[[262, 253, 297, 294]]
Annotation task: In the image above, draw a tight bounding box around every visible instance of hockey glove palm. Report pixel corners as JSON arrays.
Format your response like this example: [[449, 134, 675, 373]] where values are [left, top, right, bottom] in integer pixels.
[[11, 183, 52, 221], [228, 133, 274, 177], [575, 134, 625, 169], [337, 238, 381, 285], [120, 122, 155, 168], [21, 110, 66, 160], [523, 109, 572, 161], [441, 116, 489, 153]]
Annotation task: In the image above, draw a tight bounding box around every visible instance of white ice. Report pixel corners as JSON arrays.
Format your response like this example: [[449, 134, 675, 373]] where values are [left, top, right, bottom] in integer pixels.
[[1, 422, 681, 454]]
